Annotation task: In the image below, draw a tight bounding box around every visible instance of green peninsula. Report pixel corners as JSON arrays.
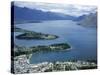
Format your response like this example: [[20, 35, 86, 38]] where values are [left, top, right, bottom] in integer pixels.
[[14, 43, 71, 57], [14, 27, 58, 40], [16, 32, 58, 40]]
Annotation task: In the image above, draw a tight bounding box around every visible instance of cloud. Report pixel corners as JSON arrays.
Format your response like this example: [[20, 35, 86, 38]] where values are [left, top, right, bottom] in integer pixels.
[[14, 1, 97, 16]]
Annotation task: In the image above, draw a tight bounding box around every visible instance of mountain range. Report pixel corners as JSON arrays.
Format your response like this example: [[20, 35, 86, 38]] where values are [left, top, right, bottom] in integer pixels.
[[11, 4, 97, 28], [11, 5, 78, 22]]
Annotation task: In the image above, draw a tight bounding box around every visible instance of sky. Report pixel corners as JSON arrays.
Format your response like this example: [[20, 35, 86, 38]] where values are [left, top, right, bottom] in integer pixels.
[[14, 1, 97, 17]]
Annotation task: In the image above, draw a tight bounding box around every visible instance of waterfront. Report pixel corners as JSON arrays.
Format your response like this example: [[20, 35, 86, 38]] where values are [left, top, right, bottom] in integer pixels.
[[12, 55, 97, 74]]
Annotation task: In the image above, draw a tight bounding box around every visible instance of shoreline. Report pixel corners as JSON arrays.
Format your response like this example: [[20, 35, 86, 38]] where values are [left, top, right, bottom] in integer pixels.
[[12, 54, 97, 74]]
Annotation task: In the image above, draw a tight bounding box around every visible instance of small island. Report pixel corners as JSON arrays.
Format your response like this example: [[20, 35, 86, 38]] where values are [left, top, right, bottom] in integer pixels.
[[16, 32, 58, 40], [14, 43, 71, 57]]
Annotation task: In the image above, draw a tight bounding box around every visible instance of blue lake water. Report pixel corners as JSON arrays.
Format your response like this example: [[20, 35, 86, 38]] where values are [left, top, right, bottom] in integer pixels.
[[15, 20, 97, 64]]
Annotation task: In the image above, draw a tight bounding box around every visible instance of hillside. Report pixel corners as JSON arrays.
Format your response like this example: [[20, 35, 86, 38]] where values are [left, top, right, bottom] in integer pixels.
[[78, 12, 97, 27]]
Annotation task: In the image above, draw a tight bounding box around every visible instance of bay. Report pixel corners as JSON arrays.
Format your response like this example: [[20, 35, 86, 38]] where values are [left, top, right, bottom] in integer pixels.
[[14, 20, 97, 64]]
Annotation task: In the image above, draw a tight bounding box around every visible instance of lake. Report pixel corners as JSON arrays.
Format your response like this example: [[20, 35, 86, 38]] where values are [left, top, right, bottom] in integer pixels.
[[14, 20, 97, 64]]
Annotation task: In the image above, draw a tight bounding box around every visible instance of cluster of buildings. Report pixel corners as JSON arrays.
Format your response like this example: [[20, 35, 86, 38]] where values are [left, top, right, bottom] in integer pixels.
[[13, 55, 97, 74]]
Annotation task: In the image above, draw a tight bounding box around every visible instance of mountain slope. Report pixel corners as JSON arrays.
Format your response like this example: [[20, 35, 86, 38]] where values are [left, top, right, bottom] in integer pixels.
[[78, 12, 97, 27]]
